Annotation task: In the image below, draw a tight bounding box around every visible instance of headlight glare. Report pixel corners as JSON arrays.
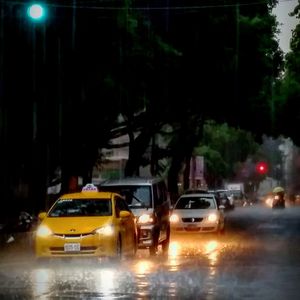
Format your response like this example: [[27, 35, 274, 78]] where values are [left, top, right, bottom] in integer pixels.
[[170, 214, 179, 223], [95, 225, 114, 236], [36, 225, 52, 237], [138, 214, 154, 224], [207, 214, 218, 222]]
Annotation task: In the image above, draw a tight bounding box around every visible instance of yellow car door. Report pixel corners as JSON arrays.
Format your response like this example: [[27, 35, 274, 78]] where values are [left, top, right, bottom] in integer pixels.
[[114, 195, 136, 255]]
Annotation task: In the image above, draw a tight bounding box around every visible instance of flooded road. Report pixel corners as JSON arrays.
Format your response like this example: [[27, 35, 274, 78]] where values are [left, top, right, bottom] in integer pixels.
[[1, 204, 300, 299]]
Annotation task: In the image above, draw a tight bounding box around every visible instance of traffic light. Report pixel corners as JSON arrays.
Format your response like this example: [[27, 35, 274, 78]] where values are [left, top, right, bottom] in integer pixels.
[[255, 161, 268, 175], [27, 3, 46, 21]]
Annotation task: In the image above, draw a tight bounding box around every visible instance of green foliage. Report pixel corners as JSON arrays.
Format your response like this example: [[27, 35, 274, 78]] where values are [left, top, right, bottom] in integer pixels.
[[0, 0, 285, 208], [196, 145, 228, 183], [194, 121, 258, 185], [274, 1, 300, 144], [236, 7, 283, 133]]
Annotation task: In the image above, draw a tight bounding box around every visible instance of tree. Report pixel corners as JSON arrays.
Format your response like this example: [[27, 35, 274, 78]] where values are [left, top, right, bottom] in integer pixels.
[[0, 0, 285, 214], [193, 121, 258, 188], [135, 0, 283, 198], [112, 1, 181, 177], [275, 1, 300, 145]]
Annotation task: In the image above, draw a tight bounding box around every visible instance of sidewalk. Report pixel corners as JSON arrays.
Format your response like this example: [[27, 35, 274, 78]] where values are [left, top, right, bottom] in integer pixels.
[[0, 231, 35, 262]]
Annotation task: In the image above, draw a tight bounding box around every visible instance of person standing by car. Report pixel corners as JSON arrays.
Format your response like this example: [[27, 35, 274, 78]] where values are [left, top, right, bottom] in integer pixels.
[[272, 186, 285, 209]]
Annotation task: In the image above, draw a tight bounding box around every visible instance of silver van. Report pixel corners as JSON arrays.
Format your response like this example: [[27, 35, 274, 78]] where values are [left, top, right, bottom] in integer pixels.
[[99, 177, 171, 255]]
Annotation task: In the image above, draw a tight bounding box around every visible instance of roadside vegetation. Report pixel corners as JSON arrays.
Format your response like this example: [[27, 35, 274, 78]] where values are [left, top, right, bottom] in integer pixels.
[[1, 0, 299, 211]]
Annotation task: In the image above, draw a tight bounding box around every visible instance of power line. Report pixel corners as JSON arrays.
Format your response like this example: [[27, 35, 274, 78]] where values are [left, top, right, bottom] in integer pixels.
[[0, 0, 296, 11]]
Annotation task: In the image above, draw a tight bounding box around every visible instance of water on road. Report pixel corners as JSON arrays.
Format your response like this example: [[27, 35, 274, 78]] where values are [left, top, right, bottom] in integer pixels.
[[1, 204, 300, 299]]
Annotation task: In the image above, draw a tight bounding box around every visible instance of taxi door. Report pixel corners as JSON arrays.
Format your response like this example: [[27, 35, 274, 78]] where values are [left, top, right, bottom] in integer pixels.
[[115, 196, 136, 252]]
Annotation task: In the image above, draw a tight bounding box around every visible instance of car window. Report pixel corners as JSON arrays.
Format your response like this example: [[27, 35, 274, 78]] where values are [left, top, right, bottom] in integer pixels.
[[100, 185, 152, 208], [216, 191, 228, 198], [175, 196, 216, 209], [48, 198, 112, 217], [115, 196, 130, 217], [231, 190, 243, 197]]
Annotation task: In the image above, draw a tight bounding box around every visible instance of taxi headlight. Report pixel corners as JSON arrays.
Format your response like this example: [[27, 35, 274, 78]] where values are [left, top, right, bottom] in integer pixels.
[[138, 214, 154, 224], [170, 214, 179, 223], [207, 214, 218, 222], [36, 225, 52, 237], [95, 225, 114, 236]]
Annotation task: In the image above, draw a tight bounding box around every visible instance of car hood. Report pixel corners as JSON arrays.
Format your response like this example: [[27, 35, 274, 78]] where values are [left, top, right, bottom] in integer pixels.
[[42, 216, 113, 234], [172, 209, 219, 217]]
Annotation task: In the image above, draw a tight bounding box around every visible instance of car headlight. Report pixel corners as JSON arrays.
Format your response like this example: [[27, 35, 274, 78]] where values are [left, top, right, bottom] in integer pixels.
[[265, 197, 273, 206], [137, 214, 155, 224], [207, 214, 218, 222], [170, 214, 179, 223], [36, 225, 52, 237], [95, 225, 114, 236]]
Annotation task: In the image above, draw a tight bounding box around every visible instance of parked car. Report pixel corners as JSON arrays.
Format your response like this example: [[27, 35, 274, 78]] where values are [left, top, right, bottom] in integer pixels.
[[183, 189, 210, 194], [99, 177, 171, 255], [170, 192, 225, 234], [214, 189, 234, 210], [227, 189, 248, 206], [35, 183, 137, 259]]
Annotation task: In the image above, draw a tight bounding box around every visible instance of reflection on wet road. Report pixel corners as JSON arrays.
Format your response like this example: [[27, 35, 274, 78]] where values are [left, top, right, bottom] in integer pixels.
[[1, 204, 300, 299]]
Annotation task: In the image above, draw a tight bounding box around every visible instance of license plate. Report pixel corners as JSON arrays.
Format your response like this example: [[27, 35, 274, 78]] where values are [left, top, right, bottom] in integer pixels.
[[64, 243, 80, 252], [187, 224, 197, 227]]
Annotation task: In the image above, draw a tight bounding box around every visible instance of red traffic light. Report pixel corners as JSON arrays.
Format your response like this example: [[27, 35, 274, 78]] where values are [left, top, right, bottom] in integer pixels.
[[255, 162, 268, 174]]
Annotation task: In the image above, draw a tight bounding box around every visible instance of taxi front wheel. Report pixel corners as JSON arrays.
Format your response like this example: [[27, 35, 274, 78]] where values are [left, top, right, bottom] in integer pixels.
[[114, 236, 122, 260], [111, 236, 122, 261], [132, 234, 138, 256], [127, 234, 137, 258]]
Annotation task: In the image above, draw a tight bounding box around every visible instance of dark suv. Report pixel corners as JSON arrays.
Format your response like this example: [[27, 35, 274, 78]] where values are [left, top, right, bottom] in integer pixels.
[[99, 177, 171, 255]]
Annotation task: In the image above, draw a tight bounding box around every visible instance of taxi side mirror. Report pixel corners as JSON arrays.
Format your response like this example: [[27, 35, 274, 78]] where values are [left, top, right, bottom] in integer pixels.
[[38, 212, 47, 220], [120, 210, 131, 218]]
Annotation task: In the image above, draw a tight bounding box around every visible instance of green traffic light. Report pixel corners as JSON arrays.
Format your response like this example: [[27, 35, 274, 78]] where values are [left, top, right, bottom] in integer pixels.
[[27, 4, 46, 21]]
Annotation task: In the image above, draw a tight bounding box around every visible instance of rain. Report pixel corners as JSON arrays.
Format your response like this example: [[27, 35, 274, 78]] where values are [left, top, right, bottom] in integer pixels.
[[1, 205, 300, 298], [1, 1, 300, 299]]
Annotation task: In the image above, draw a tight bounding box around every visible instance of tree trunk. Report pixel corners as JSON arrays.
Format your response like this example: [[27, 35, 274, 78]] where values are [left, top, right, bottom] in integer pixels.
[[125, 127, 153, 177], [183, 155, 191, 191]]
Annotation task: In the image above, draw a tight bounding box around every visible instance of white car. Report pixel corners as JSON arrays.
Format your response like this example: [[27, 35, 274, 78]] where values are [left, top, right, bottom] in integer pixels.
[[170, 193, 225, 234]]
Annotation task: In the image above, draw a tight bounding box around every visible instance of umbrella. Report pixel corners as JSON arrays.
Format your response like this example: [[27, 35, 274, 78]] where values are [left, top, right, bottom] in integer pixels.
[[273, 186, 284, 193]]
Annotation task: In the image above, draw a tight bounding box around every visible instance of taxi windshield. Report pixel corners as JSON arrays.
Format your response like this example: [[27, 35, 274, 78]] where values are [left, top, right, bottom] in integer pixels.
[[48, 198, 112, 217]]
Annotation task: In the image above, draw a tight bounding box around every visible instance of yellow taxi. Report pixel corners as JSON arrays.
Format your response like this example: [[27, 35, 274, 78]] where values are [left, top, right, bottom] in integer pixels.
[[35, 184, 137, 259]]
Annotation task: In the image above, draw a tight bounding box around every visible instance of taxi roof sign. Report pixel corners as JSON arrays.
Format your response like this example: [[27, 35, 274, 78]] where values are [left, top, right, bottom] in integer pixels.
[[82, 183, 98, 192]]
